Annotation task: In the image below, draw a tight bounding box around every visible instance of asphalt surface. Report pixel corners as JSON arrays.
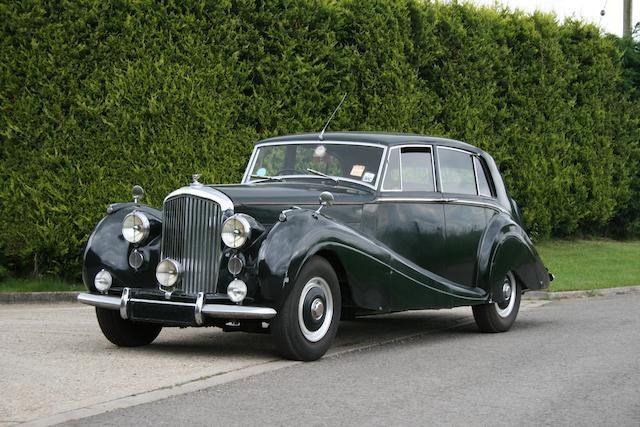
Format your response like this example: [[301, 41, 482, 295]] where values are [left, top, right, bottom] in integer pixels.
[[62, 294, 640, 427], [2, 300, 480, 425]]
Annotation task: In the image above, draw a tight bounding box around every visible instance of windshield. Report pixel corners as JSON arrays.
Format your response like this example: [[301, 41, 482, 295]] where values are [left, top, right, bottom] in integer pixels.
[[246, 143, 385, 187]]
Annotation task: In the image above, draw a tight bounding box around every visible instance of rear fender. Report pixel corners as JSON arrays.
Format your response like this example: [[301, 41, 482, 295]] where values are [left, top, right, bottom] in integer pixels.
[[477, 213, 549, 301]]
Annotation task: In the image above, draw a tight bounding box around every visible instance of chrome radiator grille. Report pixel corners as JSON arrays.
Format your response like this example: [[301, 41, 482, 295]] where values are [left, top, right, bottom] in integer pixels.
[[161, 195, 222, 295]]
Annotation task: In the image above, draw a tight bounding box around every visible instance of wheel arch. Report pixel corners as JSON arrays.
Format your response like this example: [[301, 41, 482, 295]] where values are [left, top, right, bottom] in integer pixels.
[[477, 212, 549, 301], [314, 249, 354, 309]]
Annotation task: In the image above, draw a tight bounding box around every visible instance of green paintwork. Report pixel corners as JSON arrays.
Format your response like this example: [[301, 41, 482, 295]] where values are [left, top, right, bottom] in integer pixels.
[[82, 132, 550, 322]]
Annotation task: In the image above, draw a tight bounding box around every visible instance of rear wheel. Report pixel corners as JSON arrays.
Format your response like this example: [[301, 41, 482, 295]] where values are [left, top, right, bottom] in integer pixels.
[[473, 271, 521, 333], [95, 307, 162, 347], [271, 256, 341, 361]]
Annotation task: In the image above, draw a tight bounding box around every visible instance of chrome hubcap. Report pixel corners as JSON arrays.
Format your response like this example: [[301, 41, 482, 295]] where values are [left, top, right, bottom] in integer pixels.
[[298, 277, 333, 343], [310, 298, 325, 321], [495, 272, 517, 318], [502, 282, 512, 302]]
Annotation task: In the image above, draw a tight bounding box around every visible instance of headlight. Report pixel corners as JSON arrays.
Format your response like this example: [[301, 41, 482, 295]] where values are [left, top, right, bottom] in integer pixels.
[[221, 215, 251, 248], [156, 258, 182, 288], [122, 212, 150, 244]]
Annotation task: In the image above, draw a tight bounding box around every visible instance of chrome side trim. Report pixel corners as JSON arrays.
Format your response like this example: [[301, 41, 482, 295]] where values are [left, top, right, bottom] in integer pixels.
[[120, 288, 130, 319], [194, 292, 205, 326], [76, 293, 278, 321], [448, 199, 510, 214], [375, 197, 510, 214], [77, 293, 120, 310], [163, 187, 234, 212], [377, 197, 443, 204]]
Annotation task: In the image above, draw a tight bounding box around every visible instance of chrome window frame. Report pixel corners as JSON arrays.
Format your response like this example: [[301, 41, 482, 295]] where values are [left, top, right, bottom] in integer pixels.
[[242, 140, 388, 190], [472, 155, 496, 198], [437, 146, 479, 196], [380, 144, 436, 193]]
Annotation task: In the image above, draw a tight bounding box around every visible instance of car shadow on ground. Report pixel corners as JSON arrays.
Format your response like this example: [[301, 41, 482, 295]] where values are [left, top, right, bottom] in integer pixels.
[[92, 310, 552, 359]]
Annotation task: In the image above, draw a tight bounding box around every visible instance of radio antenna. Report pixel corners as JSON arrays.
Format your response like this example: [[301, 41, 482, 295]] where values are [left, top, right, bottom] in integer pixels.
[[319, 93, 347, 141]]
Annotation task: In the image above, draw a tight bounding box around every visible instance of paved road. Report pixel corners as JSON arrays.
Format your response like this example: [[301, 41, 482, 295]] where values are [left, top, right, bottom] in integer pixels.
[[2, 300, 484, 425], [62, 294, 639, 427]]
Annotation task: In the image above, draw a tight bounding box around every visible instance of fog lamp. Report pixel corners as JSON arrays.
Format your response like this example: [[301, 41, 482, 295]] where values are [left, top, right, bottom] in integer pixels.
[[227, 279, 247, 303], [156, 258, 182, 289], [94, 269, 112, 293]]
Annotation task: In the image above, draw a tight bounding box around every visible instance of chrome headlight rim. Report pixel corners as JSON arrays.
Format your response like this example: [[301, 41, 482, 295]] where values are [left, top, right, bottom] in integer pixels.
[[122, 211, 150, 244], [221, 215, 252, 249], [156, 258, 182, 289]]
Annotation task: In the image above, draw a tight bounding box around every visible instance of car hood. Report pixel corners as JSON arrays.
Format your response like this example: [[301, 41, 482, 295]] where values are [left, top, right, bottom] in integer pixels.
[[210, 181, 375, 226], [212, 181, 375, 206]]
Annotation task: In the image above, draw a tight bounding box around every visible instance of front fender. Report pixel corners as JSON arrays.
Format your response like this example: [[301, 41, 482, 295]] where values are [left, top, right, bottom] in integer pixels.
[[257, 210, 393, 311], [477, 213, 549, 301], [82, 204, 162, 293]]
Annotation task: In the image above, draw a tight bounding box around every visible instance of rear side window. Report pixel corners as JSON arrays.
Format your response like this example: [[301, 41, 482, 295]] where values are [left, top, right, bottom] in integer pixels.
[[382, 147, 435, 192], [438, 148, 476, 195]]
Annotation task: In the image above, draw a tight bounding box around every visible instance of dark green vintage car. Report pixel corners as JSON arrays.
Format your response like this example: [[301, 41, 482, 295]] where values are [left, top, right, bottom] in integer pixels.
[[78, 132, 551, 361]]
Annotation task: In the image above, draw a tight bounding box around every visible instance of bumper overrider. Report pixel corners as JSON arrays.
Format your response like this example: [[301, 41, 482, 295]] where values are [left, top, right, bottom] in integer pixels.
[[78, 288, 277, 327]]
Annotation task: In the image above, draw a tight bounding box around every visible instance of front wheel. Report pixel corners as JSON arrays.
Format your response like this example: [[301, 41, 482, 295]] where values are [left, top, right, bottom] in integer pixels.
[[271, 256, 341, 361], [473, 271, 521, 333], [95, 307, 162, 347]]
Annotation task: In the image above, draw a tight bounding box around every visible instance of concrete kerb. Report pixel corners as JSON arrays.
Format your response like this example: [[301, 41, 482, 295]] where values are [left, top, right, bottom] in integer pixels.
[[2, 285, 640, 304], [523, 285, 640, 300], [0, 291, 80, 304]]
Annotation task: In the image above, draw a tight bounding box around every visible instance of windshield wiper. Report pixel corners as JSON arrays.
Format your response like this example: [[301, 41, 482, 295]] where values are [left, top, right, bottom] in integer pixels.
[[250, 174, 283, 182], [306, 168, 338, 184]]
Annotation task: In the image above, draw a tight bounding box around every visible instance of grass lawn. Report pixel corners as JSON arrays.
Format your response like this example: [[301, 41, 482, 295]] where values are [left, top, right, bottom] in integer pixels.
[[0, 277, 84, 293], [536, 239, 640, 292], [0, 240, 638, 293]]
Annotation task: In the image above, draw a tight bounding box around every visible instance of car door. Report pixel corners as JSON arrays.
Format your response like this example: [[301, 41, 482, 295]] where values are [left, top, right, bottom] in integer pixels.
[[371, 145, 447, 278], [436, 146, 497, 287]]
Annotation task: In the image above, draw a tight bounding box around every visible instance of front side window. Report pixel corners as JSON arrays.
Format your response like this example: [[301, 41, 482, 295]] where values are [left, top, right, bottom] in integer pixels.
[[382, 146, 435, 192], [438, 148, 477, 195], [247, 143, 384, 187]]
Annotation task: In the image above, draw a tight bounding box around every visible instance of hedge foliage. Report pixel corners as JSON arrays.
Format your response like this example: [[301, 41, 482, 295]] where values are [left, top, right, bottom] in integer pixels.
[[1, 0, 639, 278]]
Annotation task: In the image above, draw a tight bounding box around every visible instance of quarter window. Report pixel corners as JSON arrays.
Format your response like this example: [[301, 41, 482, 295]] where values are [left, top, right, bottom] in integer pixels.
[[438, 148, 477, 195], [474, 156, 494, 197]]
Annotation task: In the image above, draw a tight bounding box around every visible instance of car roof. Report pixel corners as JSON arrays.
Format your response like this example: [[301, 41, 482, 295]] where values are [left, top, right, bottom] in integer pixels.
[[256, 132, 484, 154]]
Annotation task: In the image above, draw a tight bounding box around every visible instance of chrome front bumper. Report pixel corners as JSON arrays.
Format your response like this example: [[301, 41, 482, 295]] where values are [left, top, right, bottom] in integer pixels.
[[77, 289, 277, 326]]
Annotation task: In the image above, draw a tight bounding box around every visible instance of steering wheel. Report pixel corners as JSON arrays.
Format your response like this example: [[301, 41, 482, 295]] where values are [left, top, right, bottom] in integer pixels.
[[276, 168, 305, 175]]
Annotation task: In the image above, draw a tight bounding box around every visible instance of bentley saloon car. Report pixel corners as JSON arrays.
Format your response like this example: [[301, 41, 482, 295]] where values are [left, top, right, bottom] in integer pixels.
[[78, 132, 551, 361]]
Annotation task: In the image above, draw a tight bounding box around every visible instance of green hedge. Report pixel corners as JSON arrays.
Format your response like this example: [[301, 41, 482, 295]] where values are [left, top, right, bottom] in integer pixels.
[[1, 0, 638, 279]]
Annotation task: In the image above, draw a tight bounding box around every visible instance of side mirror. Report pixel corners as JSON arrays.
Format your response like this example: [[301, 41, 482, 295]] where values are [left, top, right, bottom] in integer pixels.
[[319, 191, 334, 207], [315, 191, 334, 217], [132, 185, 144, 204]]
